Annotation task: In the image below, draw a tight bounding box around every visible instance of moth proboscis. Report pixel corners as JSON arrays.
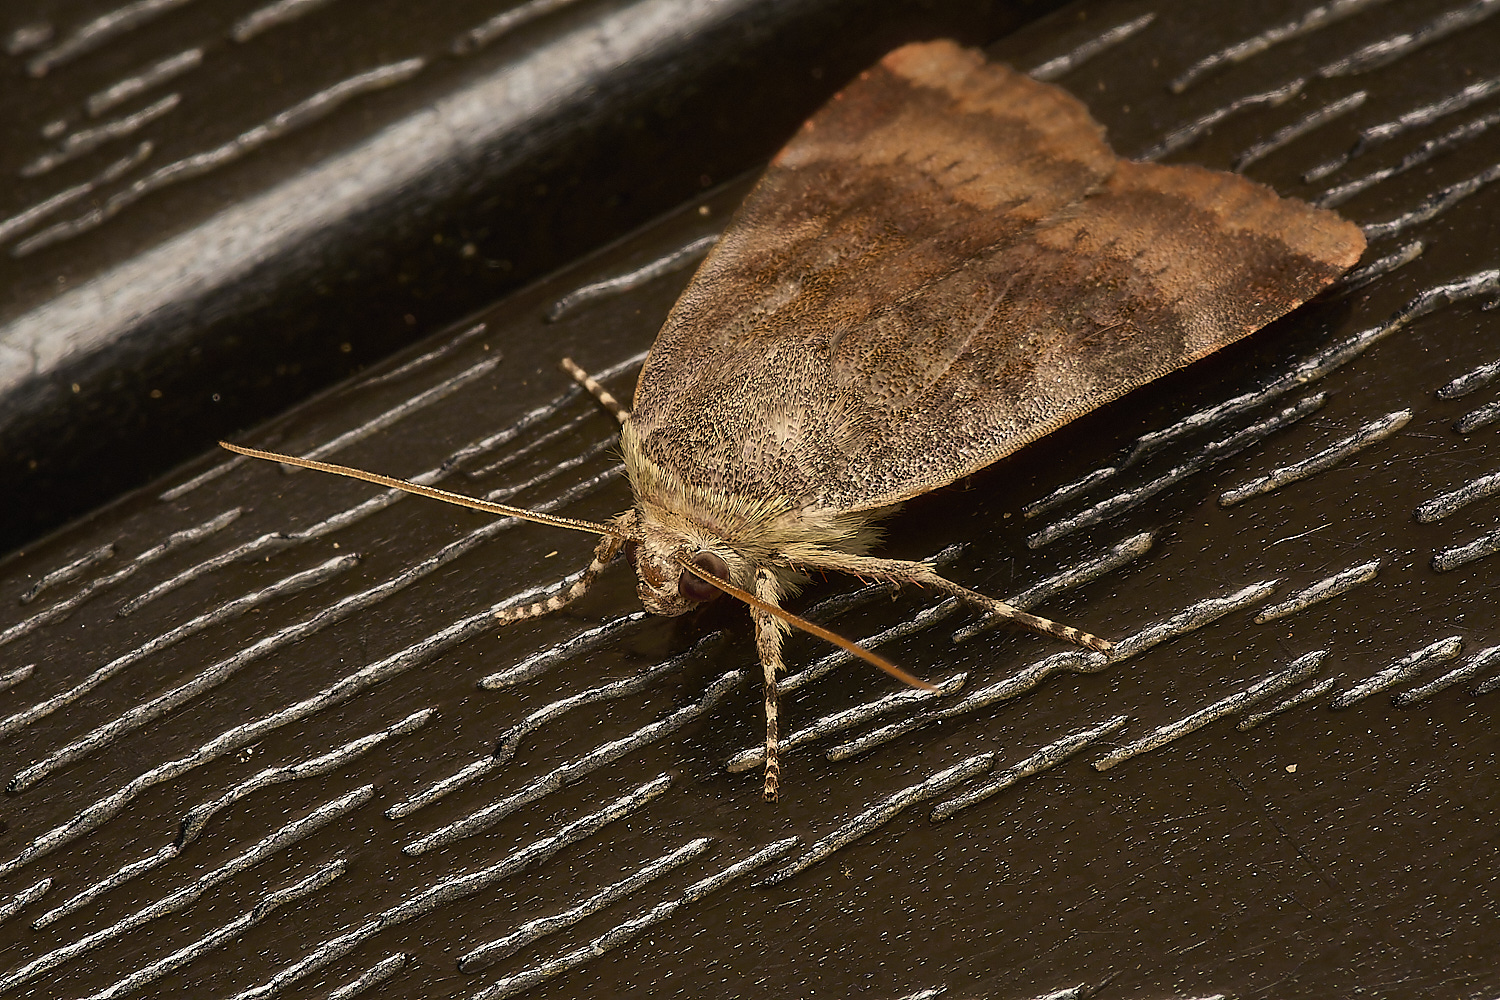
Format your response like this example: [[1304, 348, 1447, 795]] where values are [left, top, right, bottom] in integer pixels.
[[223, 40, 1364, 802]]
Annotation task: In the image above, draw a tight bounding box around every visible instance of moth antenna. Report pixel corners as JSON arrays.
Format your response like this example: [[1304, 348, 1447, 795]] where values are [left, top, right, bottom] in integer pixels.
[[219, 442, 627, 539], [678, 560, 938, 692]]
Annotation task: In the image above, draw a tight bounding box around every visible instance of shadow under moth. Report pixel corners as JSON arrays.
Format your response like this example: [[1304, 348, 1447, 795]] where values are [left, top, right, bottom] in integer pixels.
[[224, 40, 1365, 800]]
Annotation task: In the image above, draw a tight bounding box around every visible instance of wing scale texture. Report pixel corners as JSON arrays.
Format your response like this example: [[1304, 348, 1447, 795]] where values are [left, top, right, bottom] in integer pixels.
[[630, 40, 1365, 515]]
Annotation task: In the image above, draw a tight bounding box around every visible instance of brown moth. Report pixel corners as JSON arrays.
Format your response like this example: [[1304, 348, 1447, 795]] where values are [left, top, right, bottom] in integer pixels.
[[223, 40, 1365, 801]]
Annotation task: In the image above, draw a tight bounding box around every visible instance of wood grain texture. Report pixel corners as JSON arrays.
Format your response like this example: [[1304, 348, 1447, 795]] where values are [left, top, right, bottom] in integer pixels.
[[630, 39, 1366, 516]]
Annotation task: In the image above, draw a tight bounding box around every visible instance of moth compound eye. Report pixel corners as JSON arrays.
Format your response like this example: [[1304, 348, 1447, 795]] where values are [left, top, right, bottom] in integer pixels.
[[623, 541, 639, 571], [679, 552, 728, 603]]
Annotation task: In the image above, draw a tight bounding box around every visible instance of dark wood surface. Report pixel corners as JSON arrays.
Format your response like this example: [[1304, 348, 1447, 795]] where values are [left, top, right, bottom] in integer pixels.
[[2, 1, 1499, 998]]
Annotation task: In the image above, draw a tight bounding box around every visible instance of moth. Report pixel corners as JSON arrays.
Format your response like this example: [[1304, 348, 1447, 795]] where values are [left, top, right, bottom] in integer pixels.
[[224, 40, 1365, 800]]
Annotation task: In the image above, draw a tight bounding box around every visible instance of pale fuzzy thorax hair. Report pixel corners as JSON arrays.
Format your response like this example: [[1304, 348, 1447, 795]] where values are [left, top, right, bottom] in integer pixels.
[[619, 420, 885, 589]]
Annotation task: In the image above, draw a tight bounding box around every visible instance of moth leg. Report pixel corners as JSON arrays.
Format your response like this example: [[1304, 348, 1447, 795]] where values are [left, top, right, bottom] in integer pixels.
[[750, 567, 790, 802], [494, 533, 624, 624], [805, 552, 1112, 654], [560, 357, 631, 425]]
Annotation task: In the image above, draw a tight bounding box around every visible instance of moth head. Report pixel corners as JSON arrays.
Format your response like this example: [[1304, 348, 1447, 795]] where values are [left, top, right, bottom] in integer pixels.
[[624, 523, 739, 617]]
